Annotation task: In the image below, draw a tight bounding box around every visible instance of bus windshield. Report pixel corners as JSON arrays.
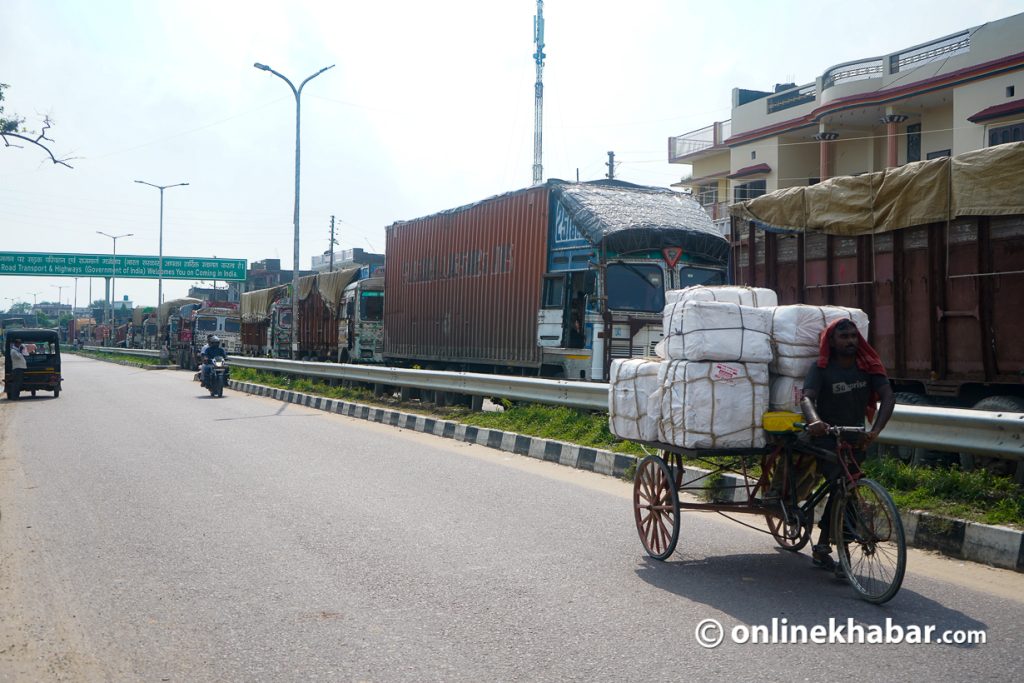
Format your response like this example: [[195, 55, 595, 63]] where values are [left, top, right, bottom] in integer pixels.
[[606, 263, 665, 312]]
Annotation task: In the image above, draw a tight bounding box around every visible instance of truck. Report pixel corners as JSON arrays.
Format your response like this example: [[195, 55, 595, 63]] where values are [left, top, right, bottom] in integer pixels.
[[338, 276, 384, 364], [382, 179, 730, 380], [241, 285, 291, 357], [295, 267, 360, 361], [730, 140, 1024, 476], [156, 297, 202, 368], [192, 302, 241, 354]]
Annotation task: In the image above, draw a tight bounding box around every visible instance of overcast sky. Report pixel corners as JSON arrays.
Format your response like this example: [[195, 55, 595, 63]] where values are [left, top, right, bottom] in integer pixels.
[[2, 0, 1022, 309]]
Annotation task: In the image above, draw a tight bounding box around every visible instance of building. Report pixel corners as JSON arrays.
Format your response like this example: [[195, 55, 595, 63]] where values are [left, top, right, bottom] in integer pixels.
[[670, 12, 1024, 232], [310, 248, 385, 275], [225, 258, 317, 301]]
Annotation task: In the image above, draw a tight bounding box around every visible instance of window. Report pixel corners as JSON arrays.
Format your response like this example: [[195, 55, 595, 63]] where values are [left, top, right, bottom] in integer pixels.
[[195, 317, 217, 332], [906, 123, 921, 162], [696, 183, 718, 207], [224, 319, 241, 332], [734, 179, 766, 203], [542, 275, 566, 309], [606, 263, 664, 313], [751, 150, 757, 160], [360, 291, 383, 321], [1008, 86, 1016, 98], [988, 122, 1023, 146], [926, 149, 951, 160]]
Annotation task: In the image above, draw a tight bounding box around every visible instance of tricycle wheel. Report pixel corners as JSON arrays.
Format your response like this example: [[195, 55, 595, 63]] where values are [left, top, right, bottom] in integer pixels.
[[834, 477, 906, 604], [765, 506, 810, 552], [633, 455, 680, 560]]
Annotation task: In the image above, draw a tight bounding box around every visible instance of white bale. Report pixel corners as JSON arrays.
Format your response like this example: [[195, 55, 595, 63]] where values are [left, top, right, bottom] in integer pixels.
[[768, 305, 870, 377], [770, 375, 805, 412], [658, 360, 769, 449], [666, 285, 778, 309], [660, 300, 773, 363], [608, 358, 662, 442]]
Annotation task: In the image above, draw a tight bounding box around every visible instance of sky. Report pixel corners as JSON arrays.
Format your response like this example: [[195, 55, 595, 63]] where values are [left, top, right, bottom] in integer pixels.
[[2, 0, 1022, 310]]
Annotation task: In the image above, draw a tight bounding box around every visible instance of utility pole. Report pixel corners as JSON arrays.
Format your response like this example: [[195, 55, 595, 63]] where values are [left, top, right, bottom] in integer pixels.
[[532, 0, 546, 186], [328, 215, 337, 272], [606, 151, 616, 180]]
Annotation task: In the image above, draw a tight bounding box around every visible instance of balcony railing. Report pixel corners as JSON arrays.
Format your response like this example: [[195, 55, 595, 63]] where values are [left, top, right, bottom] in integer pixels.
[[766, 83, 816, 114], [669, 120, 731, 161], [890, 31, 970, 73], [822, 57, 884, 90]]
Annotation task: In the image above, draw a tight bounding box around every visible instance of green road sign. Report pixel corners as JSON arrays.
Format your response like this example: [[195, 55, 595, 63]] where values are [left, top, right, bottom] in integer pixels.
[[0, 252, 247, 281]]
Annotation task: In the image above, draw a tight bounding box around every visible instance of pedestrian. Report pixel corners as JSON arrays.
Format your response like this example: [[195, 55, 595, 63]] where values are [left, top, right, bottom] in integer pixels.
[[6, 337, 27, 400], [802, 318, 896, 573]]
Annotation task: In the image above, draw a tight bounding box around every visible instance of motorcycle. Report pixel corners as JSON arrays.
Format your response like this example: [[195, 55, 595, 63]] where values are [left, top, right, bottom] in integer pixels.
[[201, 356, 229, 398]]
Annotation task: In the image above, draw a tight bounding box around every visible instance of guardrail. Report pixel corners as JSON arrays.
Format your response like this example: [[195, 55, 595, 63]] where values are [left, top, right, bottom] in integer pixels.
[[80, 347, 1023, 459]]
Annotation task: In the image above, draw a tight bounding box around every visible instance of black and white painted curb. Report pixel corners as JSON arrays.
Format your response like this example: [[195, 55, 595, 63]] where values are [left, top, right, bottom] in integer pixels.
[[226, 378, 1021, 573]]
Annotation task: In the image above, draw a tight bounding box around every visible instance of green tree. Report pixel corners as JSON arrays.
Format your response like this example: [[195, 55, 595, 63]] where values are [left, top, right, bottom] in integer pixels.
[[1, 83, 73, 167]]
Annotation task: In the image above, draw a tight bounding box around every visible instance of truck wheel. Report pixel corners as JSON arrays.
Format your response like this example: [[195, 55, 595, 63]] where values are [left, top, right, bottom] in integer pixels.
[[959, 396, 1024, 481]]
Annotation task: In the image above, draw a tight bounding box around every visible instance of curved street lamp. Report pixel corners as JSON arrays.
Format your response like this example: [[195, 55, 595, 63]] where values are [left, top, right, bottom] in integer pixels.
[[135, 180, 189, 307], [253, 61, 334, 358]]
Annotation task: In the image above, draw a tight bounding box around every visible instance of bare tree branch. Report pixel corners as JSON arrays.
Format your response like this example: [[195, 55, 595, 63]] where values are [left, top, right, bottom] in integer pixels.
[[1, 121, 75, 168]]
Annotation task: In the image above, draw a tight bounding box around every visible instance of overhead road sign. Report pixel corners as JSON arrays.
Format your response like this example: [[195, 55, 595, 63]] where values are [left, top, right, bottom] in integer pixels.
[[0, 252, 247, 281]]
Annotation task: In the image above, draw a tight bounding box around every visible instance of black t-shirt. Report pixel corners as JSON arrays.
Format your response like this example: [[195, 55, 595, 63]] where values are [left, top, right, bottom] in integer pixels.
[[803, 359, 888, 428]]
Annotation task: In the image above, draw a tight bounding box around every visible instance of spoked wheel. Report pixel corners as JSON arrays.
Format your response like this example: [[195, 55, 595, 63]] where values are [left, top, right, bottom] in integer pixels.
[[765, 505, 811, 552], [833, 478, 906, 604], [633, 455, 680, 560]]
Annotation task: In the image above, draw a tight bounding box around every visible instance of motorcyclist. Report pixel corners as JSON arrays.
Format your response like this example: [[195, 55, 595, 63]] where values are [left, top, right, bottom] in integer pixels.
[[200, 335, 228, 387]]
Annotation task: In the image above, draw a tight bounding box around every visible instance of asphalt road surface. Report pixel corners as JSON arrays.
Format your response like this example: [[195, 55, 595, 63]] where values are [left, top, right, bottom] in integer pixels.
[[1, 354, 1022, 681]]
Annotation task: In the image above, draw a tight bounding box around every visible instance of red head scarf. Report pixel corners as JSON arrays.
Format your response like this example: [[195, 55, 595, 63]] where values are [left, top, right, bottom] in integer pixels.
[[817, 318, 887, 420]]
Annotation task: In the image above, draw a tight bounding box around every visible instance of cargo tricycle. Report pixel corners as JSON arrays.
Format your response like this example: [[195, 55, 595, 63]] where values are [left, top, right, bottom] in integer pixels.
[[632, 410, 906, 604]]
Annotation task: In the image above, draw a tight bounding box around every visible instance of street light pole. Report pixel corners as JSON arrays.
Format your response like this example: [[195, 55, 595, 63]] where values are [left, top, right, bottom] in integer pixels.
[[51, 284, 68, 330], [135, 180, 189, 308], [26, 292, 40, 326], [253, 61, 334, 359], [97, 231, 133, 344]]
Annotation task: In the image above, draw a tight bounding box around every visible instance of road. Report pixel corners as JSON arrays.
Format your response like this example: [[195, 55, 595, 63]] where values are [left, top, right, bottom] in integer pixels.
[[1, 354, 1022, 681]]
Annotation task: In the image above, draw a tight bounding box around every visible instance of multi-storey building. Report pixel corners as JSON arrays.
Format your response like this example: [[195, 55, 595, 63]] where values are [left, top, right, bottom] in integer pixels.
[[670, 12, 1024, 233]]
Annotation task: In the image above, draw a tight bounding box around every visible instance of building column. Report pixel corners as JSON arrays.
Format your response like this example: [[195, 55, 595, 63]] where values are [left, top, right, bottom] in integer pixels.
[[814, 130, 839, 181], [881, 111, 909, 168]]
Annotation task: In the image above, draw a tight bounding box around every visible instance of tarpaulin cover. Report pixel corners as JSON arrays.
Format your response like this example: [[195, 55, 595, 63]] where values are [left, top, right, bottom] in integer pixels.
[[241, 286, 286, 323], [731, 141, 1024, 234], [552, 181, 731, 265], [951, 142, 1024, 217], [157, 297, 202, 326], [297, 273, 318, 302], [316, 267, 360, 312]]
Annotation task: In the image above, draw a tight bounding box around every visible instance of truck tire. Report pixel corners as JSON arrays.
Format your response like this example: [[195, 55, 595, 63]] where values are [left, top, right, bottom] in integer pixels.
[[877, 392, 932, 466], [959, 396, 1024, 482]]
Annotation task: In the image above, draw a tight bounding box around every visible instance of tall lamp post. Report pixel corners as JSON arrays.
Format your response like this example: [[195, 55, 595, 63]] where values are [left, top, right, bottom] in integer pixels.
[[135, 180, 189, 307], [26, 291, 40, 326], [96, 231, 132, 344], [51, 284, 68, 331], [253, 61, 334, 358]]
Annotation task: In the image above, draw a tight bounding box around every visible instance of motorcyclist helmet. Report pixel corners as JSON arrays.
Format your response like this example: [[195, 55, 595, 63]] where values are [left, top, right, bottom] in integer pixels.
[[210, 335, 221, 346]]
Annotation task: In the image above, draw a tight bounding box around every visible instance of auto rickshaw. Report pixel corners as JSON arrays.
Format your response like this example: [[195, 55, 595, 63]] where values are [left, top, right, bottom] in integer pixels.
[[4, 328, 62, 399]]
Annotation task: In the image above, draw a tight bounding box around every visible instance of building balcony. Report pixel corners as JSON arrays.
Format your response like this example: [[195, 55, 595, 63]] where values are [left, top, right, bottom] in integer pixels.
[[668, 120, 731, 163]]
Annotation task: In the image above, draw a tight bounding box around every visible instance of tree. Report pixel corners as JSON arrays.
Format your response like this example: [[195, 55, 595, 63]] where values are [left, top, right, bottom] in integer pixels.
[[1, 83, 73, 168]]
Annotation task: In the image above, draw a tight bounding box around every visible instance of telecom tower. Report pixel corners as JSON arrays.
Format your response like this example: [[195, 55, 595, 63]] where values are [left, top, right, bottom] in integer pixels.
[[532, 1, 546, 186]]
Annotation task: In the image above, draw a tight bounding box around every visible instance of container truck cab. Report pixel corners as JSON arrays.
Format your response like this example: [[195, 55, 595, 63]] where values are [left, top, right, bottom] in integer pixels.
[[338, 276, 384, 363], [193, 303, 241, 353]]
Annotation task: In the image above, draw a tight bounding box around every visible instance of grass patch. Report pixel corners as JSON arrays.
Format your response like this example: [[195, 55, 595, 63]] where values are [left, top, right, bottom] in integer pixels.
[[72, 350, 166, 366], [863, 457, 1024, 527]]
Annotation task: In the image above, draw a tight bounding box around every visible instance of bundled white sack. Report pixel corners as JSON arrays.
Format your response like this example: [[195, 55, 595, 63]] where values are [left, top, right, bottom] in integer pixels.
[[659, 360, 769, 449], [769, 305, 871, 377], [659, 300, 773, 363], [608, 358, 662, 442], [666, 285, 778, 309], [770, 375, 805, 413]]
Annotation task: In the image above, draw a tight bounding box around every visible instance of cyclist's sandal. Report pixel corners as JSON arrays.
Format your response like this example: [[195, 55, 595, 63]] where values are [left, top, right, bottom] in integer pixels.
[[811, 544, 837, 571]]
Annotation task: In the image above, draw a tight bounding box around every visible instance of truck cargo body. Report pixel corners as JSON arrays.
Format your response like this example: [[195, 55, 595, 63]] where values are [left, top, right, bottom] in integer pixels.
[[383, 180, 730, 379], [730, 142, 1024, 406]]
